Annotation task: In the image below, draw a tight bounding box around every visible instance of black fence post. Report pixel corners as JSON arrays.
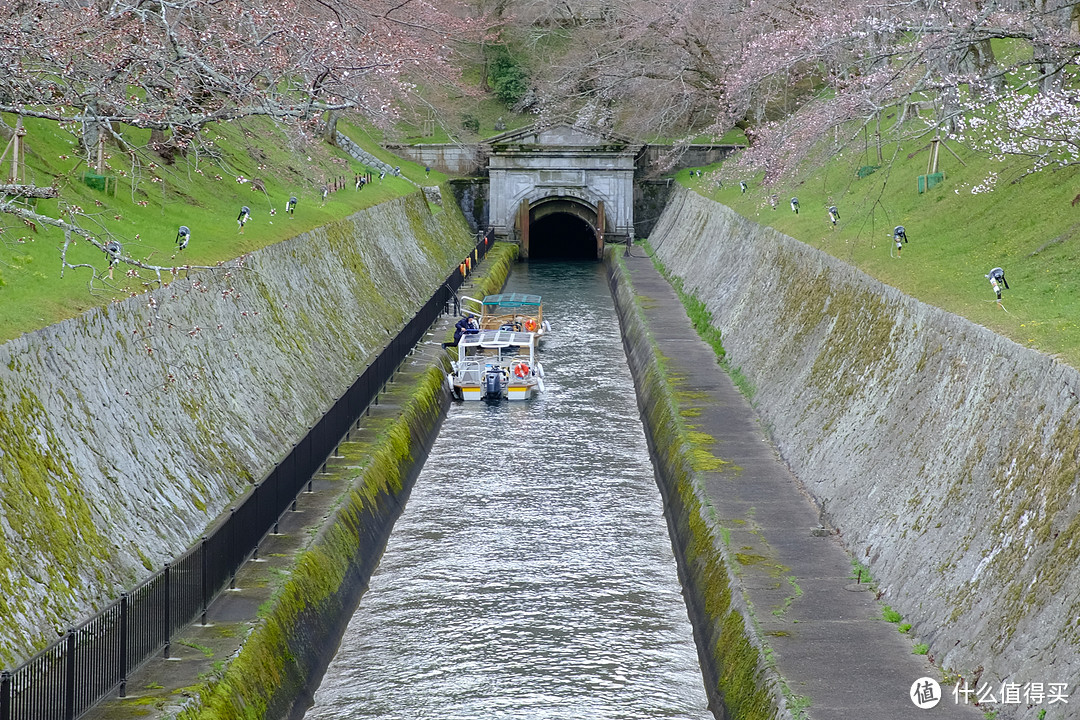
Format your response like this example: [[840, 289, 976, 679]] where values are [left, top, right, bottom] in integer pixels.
[[0, 670, 10, 720], [119, 592, 128, 698], [274, 464, 282, 529], [65, 629, 75, 720], [163, 563, 171, 659], [229, 509, 237, 590], [200, 537, 209, 626], [252, 488, 260, 561]]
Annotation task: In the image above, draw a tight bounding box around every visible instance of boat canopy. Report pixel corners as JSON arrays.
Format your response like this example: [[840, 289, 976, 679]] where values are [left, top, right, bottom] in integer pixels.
[[458, 329, 536, 349], [482, 293, 542, 308]]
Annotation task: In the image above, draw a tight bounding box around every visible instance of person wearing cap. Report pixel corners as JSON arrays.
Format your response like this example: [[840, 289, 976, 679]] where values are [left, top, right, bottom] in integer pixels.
[[104, 240, 122, 279], [985, 267, 1009, 300]]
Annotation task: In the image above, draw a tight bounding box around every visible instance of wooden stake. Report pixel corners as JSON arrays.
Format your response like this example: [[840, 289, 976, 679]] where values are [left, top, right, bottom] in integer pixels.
[[2, 118, 26, 184], [940, 137, 967, 166]]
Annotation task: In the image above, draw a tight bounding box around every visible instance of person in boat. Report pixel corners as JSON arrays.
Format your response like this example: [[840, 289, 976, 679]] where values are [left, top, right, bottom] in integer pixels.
[[444, 315, 478, 348]]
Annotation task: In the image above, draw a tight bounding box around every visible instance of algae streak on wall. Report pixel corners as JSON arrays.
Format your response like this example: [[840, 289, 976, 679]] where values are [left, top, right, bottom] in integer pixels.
[[0, 191, 475, 666], [649, 186, 1080, 698]]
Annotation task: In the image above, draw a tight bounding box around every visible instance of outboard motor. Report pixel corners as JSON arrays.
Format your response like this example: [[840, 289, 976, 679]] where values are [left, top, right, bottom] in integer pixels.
[[484, 369, 503, 399]]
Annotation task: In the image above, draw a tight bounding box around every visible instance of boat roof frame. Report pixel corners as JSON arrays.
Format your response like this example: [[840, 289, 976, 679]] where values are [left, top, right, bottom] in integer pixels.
[[458, 329, 537, 350], [481, 293, 542, 307]]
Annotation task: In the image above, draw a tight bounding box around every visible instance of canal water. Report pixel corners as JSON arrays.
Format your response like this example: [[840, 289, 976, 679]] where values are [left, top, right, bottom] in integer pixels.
[[303, 262, 711, 720]]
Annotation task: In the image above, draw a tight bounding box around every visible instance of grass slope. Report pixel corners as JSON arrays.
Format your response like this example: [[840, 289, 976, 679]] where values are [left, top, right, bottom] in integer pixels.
[[0, 114, 423, 342], [680, 138, 1080, 368]]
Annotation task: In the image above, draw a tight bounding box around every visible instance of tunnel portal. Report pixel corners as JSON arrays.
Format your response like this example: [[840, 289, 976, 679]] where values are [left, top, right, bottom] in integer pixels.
[[526, 199, 602, 261], [486, 123, 641, 260], [528, 213, 598, 260]]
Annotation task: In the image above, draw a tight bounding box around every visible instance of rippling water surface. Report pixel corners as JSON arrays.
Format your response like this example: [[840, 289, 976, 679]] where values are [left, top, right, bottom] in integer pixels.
[[304, 262, 710, 720]]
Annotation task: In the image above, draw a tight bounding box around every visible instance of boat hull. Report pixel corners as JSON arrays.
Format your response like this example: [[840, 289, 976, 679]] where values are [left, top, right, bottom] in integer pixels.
[[453, 382, 538, 401], [506, 385, 534, 401], [459, 386, 486, 401]]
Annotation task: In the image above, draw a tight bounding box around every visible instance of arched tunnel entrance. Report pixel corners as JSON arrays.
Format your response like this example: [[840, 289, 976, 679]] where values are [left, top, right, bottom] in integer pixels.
[[529, 213, 599, 260], [524, 198, 602, 260]]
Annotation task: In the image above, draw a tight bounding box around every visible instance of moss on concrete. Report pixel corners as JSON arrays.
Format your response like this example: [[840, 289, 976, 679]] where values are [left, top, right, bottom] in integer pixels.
[[0, 384, 114, 663], [645, 187, 1080, 692], [0, 184, 483, 666], [470, 243, 519, 300]]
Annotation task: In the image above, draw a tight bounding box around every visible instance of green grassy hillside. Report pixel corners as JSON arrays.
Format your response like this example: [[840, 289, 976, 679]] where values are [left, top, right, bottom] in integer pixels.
[[0, 115, 437, 342], [681, 139, 1080, 367]]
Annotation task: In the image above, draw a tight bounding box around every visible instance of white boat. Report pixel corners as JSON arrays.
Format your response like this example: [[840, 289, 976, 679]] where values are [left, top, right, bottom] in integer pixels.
[[460, 293, 551, 340], [447, 329, 545, 401]]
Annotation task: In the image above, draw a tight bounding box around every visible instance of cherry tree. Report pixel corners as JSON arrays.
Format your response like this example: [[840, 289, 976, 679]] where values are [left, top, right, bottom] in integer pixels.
[[509, 0, 1079, 182], [0, 0, 476, 135], [955, 86, 1080, 181], [714, 0, 1080, 182], [0, 0, 484, 285], [515, 0, 747, 137]]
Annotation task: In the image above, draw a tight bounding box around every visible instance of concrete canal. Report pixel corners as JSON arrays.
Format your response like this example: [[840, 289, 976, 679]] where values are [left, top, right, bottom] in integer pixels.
[[302, 261, 711, 719]]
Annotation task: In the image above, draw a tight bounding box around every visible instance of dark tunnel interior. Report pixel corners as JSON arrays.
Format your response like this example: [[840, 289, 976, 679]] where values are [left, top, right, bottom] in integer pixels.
[[529, 213, 599, 260]]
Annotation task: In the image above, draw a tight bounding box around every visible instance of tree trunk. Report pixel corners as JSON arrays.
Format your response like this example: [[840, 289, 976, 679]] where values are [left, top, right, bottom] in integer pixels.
[[81, 109, 101, 164], [960, 38, 1000, 95], [1032, 0, 1074, 94], [149, 127, 176, 165], [323, 110, 339, 143]]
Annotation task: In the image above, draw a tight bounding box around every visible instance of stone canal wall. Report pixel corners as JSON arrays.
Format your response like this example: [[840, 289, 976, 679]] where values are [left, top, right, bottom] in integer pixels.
[[0, 191, 476, 665], [647, 185, 1080, 697]]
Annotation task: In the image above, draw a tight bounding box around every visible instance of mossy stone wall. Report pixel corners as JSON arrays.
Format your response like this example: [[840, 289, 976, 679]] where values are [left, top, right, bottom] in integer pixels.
[[633, 179, 675, 239], [0, 191, 476, 665], [648, 185, 1080, 688], [447, 178, 490, 235]]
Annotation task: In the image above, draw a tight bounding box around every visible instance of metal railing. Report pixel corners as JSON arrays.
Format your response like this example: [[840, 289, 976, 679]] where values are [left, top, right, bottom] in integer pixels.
[[0, 235, 491, 720]]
